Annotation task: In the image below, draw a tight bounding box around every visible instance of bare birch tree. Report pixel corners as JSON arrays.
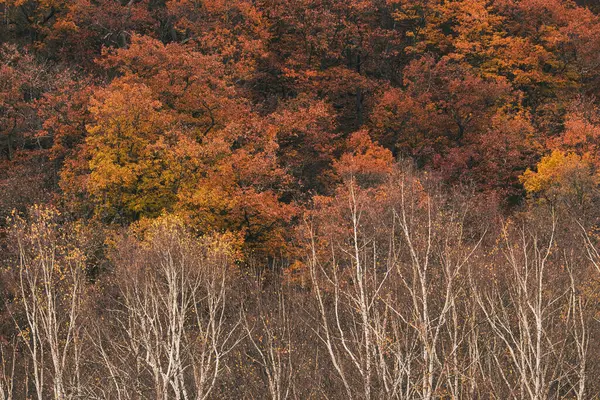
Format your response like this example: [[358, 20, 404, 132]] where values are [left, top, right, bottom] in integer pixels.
[[307, 173, 484, 399], [8, 206, 87, 400], [244, 287, 294, 400], [89, 215, 242, 400], [474, 215, 590, 399]]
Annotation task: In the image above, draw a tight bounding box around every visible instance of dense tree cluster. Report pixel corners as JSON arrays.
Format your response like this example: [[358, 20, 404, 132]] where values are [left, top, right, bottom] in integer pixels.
[[2, 0, 600, 398]]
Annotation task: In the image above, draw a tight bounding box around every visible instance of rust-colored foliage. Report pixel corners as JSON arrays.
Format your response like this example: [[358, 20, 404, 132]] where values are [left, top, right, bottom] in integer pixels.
[[2, 0, 600, 248], [3, 1, 600, 398]]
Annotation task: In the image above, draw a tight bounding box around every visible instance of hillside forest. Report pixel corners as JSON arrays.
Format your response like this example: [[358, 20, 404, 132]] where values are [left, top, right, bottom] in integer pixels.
[[3, 0, 600, 398]]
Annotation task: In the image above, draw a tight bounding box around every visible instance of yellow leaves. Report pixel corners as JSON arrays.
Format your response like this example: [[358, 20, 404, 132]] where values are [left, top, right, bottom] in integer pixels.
[[62, 70, 296, 254], [88, 82, 167, 133], [82, 81, 185, 220], [522, 151, 576, 193], [520, 150, 598, 205], [127, 212, 243, 265], [10, 206, 87, 292]]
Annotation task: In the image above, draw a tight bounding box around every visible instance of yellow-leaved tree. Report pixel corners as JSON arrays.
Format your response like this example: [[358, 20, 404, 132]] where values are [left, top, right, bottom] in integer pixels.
[[520, 150, 599, 207], [62, 81, 199, 222]]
